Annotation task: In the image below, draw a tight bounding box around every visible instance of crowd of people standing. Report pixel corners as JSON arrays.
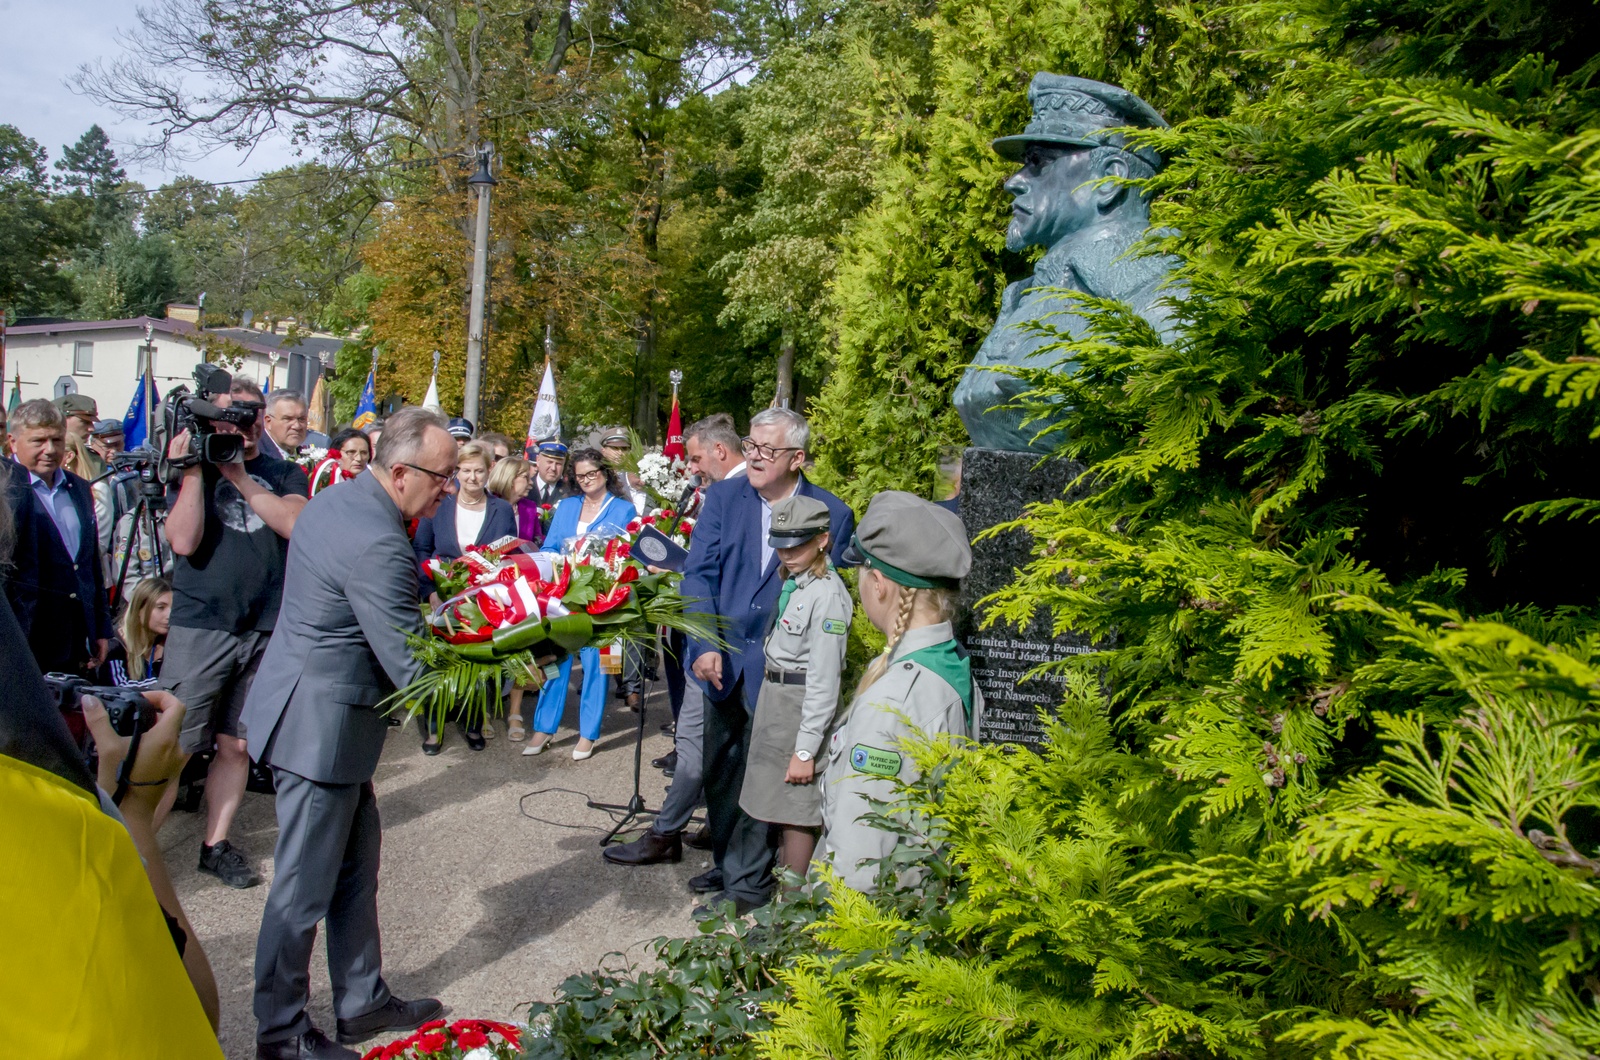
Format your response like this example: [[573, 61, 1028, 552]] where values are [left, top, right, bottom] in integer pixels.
[[5, 379, 981, 1059]]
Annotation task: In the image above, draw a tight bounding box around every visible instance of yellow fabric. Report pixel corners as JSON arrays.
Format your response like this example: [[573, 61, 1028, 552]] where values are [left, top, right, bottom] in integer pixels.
[[0, 754, 222, 1059]]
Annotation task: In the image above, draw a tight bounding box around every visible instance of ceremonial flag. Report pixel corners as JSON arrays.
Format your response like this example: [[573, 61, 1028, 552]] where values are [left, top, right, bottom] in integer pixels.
[[122, 373, 149, 448], [423, 350, 443, 411], [308, 374, 328, 433], [352, 366, 378, 430], [6, 368, 20, 413], [526, 359, 561, 450], [663, 390, 685, 462]]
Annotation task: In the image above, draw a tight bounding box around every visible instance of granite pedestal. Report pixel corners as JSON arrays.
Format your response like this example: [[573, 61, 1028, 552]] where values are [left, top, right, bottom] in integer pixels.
[[958, 447, 1099, 750]]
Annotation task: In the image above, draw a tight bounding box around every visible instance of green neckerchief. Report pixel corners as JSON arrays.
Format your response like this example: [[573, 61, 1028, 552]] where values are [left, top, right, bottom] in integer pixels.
[[775, 577, 798, 621], [899, 640, 973, 728]]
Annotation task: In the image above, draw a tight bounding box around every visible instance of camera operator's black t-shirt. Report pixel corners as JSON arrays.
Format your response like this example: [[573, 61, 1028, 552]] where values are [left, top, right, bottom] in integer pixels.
[[169, 454, 309, 634]]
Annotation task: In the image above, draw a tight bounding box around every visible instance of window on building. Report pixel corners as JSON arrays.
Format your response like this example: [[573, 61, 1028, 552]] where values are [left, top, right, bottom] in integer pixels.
[[73, 342, 93, 375]]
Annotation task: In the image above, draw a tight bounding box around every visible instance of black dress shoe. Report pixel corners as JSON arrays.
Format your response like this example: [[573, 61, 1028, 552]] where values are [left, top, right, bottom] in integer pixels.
[[651, 750, 678, 773], [256, 1028, 358, 1060], [686, 825, 714, 851], [335, 995, 445, 1044], [463, 728, 486, 751], [603, 829, 682, 866], [421, 739, 442, 756], [688, 866, 724, 894]]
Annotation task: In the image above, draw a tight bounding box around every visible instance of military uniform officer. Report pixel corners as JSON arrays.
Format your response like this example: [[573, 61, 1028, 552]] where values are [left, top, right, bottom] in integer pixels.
[[816, 490, 978, 893]]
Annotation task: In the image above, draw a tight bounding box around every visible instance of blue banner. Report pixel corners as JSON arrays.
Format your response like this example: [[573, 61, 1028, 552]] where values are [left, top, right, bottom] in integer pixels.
[[352, 368, 377, 430], [123, 374, 148, 449]]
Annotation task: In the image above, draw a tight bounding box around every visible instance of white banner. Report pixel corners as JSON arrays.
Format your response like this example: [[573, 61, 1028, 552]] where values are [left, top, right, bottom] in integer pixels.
[[526, 360, 561, 447]]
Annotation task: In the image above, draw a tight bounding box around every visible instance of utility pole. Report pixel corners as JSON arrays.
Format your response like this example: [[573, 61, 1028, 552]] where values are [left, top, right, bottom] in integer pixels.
[[463, 143, 497, 424]]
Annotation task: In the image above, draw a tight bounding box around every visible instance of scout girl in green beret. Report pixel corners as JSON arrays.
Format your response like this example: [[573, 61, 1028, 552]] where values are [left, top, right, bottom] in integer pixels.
[[816, 490, 977, 893], [739, 494, 854, 879]]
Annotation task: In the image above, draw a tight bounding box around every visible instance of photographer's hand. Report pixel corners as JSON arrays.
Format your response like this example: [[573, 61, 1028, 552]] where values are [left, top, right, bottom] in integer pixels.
[[82, 690, 221, 1031], [83, 689, 186, 815]]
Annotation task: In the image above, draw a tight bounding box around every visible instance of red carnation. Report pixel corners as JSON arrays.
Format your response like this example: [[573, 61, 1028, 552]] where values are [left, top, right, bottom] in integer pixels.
[[415, 1032, 449, 1055], [457, 1028, 490, 1049], [419, 1018, 447, 1033], [362, 1049, 383, 1060]]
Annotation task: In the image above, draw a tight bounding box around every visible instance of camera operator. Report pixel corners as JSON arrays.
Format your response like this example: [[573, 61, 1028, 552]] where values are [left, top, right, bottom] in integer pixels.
[[159, 376, 309, 889]]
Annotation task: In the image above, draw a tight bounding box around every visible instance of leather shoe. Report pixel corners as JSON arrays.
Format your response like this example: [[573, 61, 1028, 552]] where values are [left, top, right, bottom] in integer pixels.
[[335, 996, 445, 1044], [688, 867, 724, 894], [464, 729, 486, 752], [603, 829, 682, 865], [256, 1028, 358, 1060], [686, 825, 713, 851], [651, 750, 677, 773]]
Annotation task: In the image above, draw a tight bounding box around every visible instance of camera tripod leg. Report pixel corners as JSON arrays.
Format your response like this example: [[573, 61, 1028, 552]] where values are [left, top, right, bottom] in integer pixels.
[[586, 674, 660, 846]]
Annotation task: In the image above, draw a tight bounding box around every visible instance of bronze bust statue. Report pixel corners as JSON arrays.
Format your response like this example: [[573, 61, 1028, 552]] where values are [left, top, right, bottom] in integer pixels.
[[954, 73, 1178, 453]]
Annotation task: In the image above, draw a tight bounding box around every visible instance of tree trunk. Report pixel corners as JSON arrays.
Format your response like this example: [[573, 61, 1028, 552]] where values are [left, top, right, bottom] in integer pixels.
[[774, 323, 795, 409]]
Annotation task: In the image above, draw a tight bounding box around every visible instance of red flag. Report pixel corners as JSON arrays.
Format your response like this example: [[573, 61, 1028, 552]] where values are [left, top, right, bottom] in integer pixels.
[[663, 392, 686, 461]]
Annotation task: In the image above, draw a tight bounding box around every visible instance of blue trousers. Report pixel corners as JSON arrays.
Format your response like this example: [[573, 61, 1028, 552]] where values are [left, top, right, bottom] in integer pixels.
[[532, 647, 608, 741]]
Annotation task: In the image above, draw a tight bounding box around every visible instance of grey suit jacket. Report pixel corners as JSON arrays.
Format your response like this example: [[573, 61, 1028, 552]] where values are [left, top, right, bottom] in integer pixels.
[[243, 471, 424, 785]]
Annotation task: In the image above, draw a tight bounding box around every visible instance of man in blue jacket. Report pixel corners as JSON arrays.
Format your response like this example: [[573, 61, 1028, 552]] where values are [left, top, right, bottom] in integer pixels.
[[4, 399, 111, 674], [680, 408, 854, 914]]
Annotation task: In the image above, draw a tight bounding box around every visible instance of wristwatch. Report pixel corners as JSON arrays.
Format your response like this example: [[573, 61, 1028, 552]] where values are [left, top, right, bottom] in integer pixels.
[[795, 749, 813, 762]]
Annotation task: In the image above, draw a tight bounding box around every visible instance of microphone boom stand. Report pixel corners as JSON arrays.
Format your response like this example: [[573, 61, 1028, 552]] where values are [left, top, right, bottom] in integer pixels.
[[587, 666, 658, 846]]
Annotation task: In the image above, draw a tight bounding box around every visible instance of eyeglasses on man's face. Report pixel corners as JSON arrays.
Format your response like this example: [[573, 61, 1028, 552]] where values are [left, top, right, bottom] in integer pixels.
[[403, 462, 458, 490], [741, 438, 801, 462]]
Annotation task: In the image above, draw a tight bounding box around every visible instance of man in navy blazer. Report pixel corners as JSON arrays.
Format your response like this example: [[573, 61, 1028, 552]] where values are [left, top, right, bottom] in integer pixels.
[[681, 408, 854, 914], [4, 399, 111, 673]]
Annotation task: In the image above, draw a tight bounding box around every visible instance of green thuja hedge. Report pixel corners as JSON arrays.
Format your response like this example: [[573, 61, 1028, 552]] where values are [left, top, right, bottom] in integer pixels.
[[522, 0, 1600, 1057]]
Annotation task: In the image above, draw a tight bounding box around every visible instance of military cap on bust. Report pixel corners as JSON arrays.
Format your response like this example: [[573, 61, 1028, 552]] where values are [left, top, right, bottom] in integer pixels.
[[768, 494, 831, 547], [55, 393, 98, 419], [992, 73, 1168, 169], [844, 490, 972, 590], [446, 416, 475, 440]]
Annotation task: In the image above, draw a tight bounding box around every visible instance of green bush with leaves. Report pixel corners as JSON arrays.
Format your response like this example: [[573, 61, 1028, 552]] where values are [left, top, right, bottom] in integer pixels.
[[522, 0, 1600, 1057]]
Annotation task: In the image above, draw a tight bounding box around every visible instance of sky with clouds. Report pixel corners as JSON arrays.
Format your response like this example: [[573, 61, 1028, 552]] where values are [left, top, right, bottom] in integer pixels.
[[2, 0, 300, 188]]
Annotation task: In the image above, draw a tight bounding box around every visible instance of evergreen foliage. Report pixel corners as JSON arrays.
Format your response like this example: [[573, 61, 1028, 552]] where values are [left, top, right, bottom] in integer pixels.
[[523, 0, 1600, 1057]]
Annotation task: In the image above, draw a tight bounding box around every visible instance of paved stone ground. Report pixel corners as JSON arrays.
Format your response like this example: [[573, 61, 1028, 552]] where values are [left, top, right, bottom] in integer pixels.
[[163, 684, 702, 1059]]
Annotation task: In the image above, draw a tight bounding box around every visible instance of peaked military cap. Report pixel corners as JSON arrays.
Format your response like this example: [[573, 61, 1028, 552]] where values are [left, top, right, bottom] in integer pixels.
[[844, 490, 971, 590], [769, 494, 831, 547], [89, 418, 124, 437], [55, 393, 98, 418], [446, 416, 475, 439], [992, 73, 1168, 169]]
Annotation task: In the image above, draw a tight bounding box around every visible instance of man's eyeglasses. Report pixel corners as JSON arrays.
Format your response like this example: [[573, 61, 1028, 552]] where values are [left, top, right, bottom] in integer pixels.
[[403, 463, 457, 487], [741, 438, 802, 462]]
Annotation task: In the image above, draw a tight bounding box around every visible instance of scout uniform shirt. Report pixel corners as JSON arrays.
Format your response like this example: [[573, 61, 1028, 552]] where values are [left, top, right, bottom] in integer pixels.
[[817, 620, 979, 892], [764, 566, 854, 758]]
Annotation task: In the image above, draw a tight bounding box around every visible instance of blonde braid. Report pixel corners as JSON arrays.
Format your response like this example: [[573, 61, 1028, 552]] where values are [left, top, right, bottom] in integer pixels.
[[855, 583, 919, 698]]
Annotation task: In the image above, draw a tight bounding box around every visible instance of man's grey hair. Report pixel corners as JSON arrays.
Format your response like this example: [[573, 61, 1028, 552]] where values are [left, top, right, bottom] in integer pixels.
[[374, 406, 449, 469], [684, 412, 741, 453], [7, 398, 64, 435], [749, 407, 809, 453], [267, 389, 307, 411]]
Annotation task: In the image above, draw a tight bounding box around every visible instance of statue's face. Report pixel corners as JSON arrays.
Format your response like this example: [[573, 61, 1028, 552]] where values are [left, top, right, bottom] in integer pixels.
[[1003, 144, 1104, 252]]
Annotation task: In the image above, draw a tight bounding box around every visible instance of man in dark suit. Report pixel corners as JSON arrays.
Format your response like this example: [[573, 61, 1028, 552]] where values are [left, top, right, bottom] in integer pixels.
[[241, 407, 457, 1060], [681, 408, 854, 915], [528, 439, 574, 506], [4, 399, 111, 673]]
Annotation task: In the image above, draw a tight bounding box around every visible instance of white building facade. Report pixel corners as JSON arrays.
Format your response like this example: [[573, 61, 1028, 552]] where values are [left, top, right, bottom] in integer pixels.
[[3, 317, 322, 424]]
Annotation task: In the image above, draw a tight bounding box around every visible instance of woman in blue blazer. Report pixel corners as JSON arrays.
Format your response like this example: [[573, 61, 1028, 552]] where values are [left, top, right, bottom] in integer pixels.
[[412, 441, 518, 752], [524, 447, 637, 761]]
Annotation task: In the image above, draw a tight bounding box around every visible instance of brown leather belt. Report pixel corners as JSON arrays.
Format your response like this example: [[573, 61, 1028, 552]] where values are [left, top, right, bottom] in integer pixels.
[[764, 668, 807, 686]]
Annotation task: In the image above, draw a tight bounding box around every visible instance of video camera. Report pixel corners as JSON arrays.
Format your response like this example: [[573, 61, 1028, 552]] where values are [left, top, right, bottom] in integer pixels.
[[104, 444, 172, 506], [152, 363, 260, 481]]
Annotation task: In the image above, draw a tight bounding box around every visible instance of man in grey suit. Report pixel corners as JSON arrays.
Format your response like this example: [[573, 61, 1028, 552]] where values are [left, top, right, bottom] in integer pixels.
[[243, 407, 458, 1060]]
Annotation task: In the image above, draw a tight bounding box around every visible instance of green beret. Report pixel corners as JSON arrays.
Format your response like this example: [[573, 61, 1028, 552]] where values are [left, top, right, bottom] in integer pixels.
[[769, 494, 831, 547], [845, 490, 971, 590]]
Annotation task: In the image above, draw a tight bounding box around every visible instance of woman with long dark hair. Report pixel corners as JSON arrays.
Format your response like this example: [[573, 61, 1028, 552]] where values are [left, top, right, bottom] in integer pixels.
[[522, 447, 636, 761]]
